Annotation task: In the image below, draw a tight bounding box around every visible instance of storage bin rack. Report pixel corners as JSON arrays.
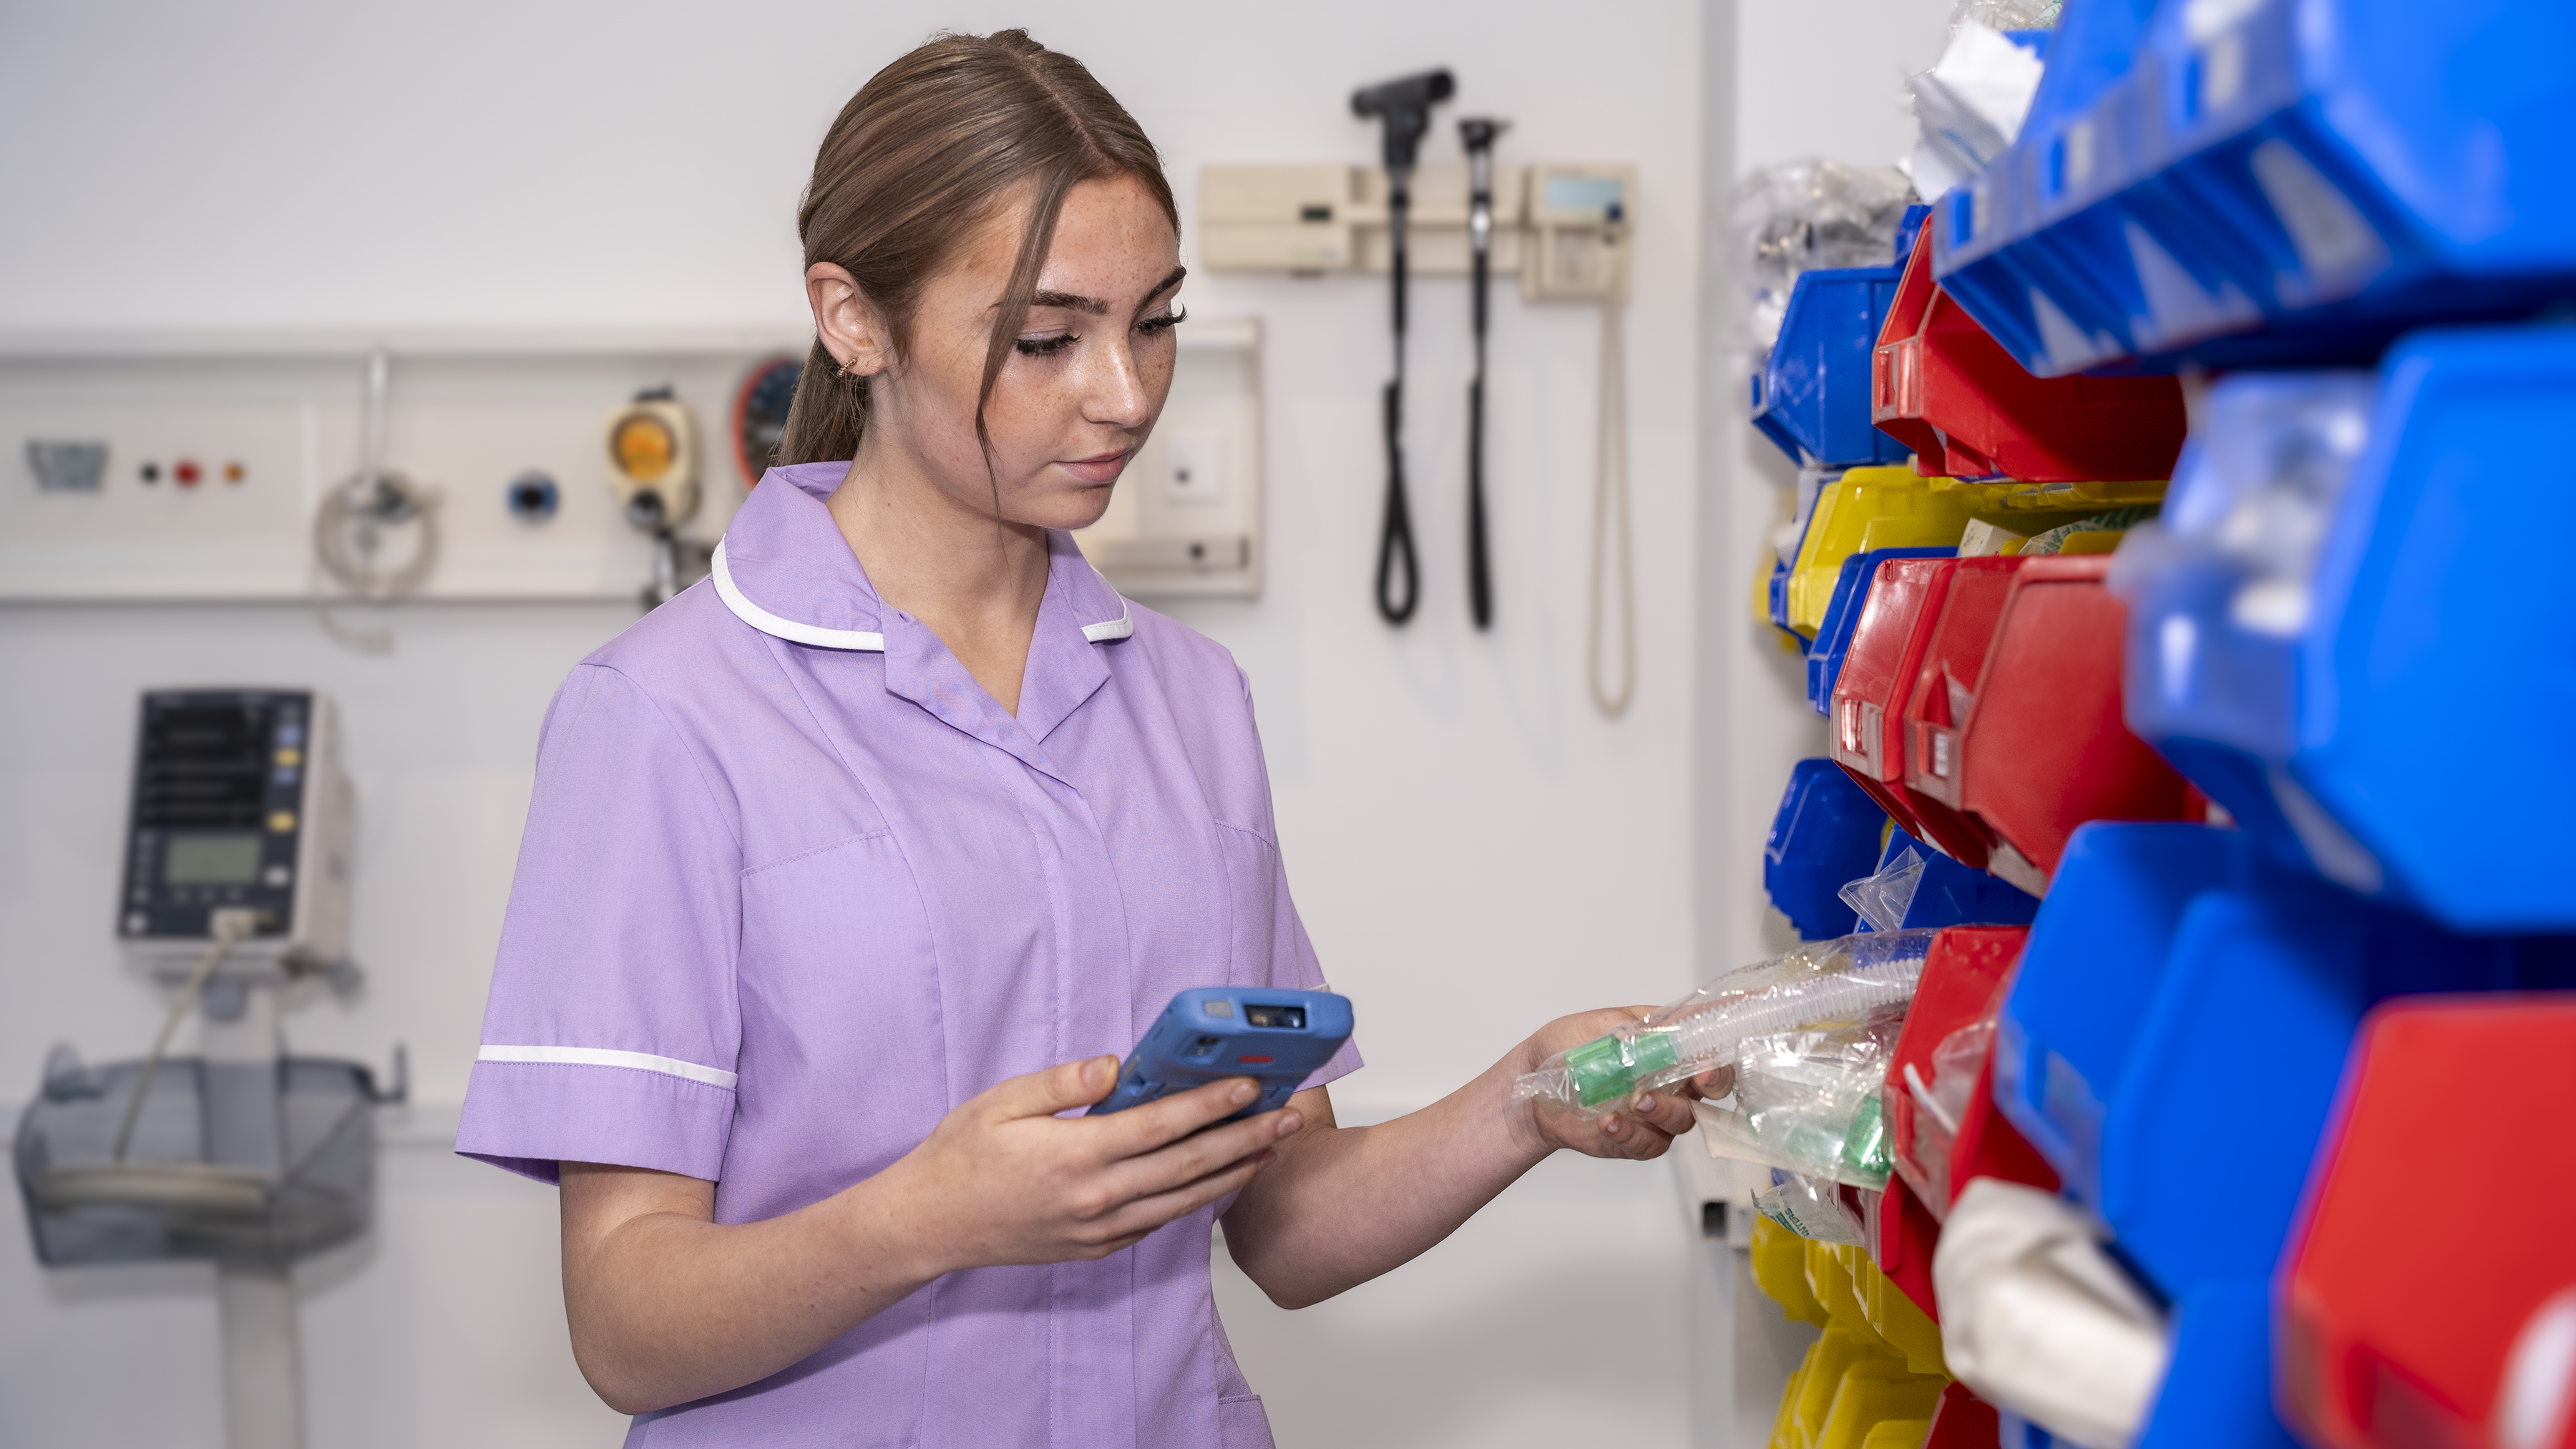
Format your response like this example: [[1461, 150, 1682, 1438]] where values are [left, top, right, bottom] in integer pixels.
[[1737, 2, 2576, 1445]]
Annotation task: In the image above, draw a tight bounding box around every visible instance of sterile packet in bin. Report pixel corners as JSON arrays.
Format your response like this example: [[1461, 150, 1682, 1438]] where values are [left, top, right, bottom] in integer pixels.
[[1895, 1018, 1995, 1211], [1513, 930, 1931, 1188], [1752, 1168, 1868, 1245]]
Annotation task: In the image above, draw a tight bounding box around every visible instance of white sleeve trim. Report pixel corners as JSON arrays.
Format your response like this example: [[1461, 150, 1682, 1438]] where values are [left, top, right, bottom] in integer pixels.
[[477, 1044, 740, 1090], [710, 537, 886, 652]]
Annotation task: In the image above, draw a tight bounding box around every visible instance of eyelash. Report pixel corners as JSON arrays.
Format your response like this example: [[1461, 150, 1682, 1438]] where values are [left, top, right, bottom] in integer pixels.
[[1012, 306, 1187, 357]]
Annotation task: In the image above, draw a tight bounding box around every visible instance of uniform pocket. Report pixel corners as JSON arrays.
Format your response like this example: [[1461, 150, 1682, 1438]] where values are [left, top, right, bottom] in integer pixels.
[[1216, 1394, 1274, 1449]]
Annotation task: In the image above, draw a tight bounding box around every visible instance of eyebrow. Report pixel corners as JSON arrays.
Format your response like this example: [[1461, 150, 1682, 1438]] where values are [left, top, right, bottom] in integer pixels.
[[1027, 265, 1189, 318]]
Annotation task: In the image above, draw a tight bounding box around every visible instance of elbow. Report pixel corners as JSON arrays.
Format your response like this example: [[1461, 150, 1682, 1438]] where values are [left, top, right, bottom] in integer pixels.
[[571, 1336, 685, 1417], [1227, 1243, 1336, 1311]]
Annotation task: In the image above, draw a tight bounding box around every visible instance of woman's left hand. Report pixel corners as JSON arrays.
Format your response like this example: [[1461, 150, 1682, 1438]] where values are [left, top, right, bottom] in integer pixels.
[[1516, 1007, 1732, 1162]]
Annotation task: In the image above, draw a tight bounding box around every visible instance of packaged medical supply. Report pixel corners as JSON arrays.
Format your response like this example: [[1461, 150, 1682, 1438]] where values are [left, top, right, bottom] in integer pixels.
[[1739, 160, 1916, 351], [1516, 930, 1930, 1187], [1933, 1179, 2170, 1449]]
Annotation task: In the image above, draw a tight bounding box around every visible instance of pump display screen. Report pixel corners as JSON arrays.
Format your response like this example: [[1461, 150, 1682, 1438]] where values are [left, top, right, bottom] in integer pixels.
[[163, 833, 263, 885]]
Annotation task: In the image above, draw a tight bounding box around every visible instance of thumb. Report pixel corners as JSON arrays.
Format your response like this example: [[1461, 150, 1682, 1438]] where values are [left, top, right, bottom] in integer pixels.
[[989, 1055, 1119, 1119]]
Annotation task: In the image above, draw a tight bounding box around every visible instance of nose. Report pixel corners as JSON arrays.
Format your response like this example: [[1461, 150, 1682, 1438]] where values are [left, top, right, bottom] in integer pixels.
[[1081, 333, 1154, 432]]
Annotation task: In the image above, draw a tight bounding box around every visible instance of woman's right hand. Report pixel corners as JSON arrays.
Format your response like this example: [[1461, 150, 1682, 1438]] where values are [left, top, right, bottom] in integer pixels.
[[882, 1055, 1299, 1277]]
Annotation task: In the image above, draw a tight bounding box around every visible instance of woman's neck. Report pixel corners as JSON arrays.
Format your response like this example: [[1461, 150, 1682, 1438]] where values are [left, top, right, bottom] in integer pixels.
[[825, 430, 1051, 716]]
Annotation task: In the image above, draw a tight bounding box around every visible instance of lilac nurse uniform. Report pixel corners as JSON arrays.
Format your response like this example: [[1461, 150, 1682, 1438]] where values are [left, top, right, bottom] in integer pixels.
[[457, 462, 1360, 1448]]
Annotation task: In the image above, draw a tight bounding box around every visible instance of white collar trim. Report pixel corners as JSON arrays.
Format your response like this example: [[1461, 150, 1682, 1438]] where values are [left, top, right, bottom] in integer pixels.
[[710, 537, 884, 651], [711, 537, 1133, 650], [1082, 578, 1135, 643]]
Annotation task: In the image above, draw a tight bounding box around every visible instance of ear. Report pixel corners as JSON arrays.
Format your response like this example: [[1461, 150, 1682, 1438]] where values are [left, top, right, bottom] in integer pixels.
[[806, 263, 894, 378]]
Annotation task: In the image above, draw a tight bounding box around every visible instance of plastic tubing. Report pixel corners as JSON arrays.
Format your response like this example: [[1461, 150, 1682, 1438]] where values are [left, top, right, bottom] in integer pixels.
[[1560, 947, 1928, 1108]]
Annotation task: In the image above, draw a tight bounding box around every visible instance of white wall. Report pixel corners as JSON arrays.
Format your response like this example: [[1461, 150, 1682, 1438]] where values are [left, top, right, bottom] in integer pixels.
[[0, 1, 1958, 1444], [0, 3, 1708, 1445]]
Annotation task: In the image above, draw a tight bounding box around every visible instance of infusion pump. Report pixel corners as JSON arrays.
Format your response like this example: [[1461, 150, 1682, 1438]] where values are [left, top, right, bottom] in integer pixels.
[[116, 688, 352, 978]]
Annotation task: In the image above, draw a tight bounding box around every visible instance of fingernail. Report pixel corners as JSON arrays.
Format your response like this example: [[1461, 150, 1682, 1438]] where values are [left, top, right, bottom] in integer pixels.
[[1087, 1058, 1111, 1088], [1277, 1112, 1302, 1136], [1257, 1149, 1278, 1167], [1636, 1094, 1657, 1113], [1604, 1116, 1623, 1136], [1231, 1081, 1257, 1106]]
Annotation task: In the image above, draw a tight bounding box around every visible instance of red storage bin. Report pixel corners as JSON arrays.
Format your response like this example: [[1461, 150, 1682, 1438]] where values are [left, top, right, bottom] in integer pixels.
[[2279, 996, 2576, 1449], [1870, 220, 2187, 484], [1869, 1169, 1947, 1323], [1925, 1382, 2003, 1449], [1828, 557, 1994, 867], [1954, 556, 2203, 896], [1901, 557, 2029, 859], [1885, 924, 2029, 1220], [1950, 1044, 2059, 1208]]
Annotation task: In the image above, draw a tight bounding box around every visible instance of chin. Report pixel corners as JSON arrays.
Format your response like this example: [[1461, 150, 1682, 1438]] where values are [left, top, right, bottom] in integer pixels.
[[1014, 483, 1119, 534]]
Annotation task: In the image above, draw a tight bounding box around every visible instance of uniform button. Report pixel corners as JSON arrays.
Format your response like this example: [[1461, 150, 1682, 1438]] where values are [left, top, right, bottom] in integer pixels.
[[268, 811, 297, 833], [263, 864, 292, 888]]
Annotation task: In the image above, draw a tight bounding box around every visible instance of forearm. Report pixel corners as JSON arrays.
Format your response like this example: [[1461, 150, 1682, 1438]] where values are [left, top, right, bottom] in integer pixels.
[[1221, 1053, 1551, 1309], [564, 1169, 937, 1414]]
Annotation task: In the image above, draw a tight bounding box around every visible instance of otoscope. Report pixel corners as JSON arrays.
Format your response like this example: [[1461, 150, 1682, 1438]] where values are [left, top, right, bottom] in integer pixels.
[[1352, 67, 1454, 626], [1460, 116, 1507, 630]]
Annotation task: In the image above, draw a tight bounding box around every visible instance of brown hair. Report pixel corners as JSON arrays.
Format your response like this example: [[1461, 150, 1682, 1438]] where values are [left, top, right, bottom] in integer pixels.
[[776, 29, 1179, 468]]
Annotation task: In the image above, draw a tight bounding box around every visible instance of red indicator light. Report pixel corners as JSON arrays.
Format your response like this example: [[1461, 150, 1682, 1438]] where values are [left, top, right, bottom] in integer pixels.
[[175, 459, 203, 486], [1236, 1055, 1274, 1065]]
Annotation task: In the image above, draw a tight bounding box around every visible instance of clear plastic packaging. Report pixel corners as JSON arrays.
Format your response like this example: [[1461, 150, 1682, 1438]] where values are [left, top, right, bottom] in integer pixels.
[[1841, 847, 1928, 934], [1895, 1017, 1995, 1211], [1906, 21, 2049, 200], [2105, 373, 2377, 637], [1515, 930, 1933, 1187], [1737, 160, 1917, 351], [1947, 0, 2060, 29], [1754, 1168, 1868, 1246]]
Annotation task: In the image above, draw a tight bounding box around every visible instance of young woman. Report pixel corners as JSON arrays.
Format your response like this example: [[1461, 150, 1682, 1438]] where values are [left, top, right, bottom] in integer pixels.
[[457, 30, 1703, 1448]]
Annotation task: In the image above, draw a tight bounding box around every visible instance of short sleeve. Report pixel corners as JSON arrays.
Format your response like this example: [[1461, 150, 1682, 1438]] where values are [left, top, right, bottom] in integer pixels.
[[1241, 670, 1362, 1092], [1266, 839, 1364, 1092], [455, 664, 744, 1184]]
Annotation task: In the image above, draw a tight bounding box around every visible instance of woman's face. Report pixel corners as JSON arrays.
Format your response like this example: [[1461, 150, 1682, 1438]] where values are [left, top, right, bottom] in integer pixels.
[[858, 174, 1184, 532]]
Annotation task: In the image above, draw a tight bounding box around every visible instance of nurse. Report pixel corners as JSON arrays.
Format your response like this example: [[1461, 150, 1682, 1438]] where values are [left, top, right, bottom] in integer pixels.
[[458, 28, 1707, 1449]]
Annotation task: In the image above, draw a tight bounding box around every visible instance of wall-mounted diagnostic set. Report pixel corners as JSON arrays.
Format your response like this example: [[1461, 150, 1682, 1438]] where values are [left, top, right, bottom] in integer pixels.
[[1200, 88, 1639, 711]]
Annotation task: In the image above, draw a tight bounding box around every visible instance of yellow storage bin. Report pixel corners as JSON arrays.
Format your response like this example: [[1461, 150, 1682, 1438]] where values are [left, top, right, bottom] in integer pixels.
[[1854, 1250, 1948, 1377], [1785, 468, 1979, 639], [1859, 1418, 1933, 1449], [1787, 1324, 1884, 1449], [1805, 1239, 1875, 1339], [1751, 1215, 1833, 1327], [1817, 1360, 1946, 1449], [1772, 1337, 1819, 1449]]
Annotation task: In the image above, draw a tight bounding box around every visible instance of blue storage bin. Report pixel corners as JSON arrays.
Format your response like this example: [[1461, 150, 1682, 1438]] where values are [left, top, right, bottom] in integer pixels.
[[1994, 821, 2245, 1208], [2122, 327, 2576, 932], [2135, 1282, 2302, 1449], [1861, 825, 2041, 933], [1762, 759, 1888, 940], [1804, 545, 1957, 715], [1750, 207, 1929, 467], [1934, 0, 2576, 376]]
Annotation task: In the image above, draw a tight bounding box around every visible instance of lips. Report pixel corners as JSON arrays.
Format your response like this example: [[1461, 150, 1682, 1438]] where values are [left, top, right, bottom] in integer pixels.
[[1058, 448, 1133, 484]]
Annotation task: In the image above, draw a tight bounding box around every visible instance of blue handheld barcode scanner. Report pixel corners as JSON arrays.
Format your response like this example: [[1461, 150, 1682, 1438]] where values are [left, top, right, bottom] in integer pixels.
[[1090, 987, 1354, 1121]]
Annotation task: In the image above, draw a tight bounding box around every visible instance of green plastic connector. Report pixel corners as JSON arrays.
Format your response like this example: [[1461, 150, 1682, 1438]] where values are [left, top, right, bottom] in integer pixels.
[[1629, 1030, 1682, 1080], [1566, 1029, 1684, 1107], [1566, 1033, 1634, 1106], [1840, 1092, 1891, 1185]]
